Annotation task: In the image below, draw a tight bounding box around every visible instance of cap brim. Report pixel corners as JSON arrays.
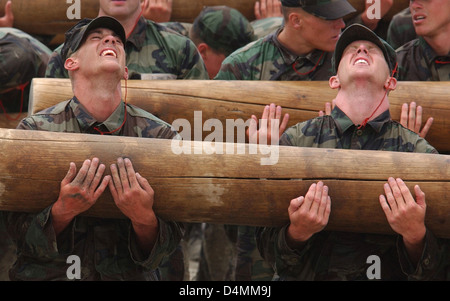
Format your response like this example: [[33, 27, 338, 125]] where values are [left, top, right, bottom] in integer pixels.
[[333, 24, 391, 73], [303, 0, 356, 20], [82, 16, 126, 46]]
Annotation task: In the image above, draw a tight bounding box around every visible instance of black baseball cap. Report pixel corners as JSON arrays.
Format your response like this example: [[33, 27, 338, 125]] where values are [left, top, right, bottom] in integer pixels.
[[61, 16, 126, 61], [332, 24, 397, 75], [280, 0, 356, 20]]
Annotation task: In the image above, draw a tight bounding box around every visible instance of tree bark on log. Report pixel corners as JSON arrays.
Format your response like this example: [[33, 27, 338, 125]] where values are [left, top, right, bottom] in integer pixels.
[[29, 79, 450, 154], [0, 128, 449, 238]]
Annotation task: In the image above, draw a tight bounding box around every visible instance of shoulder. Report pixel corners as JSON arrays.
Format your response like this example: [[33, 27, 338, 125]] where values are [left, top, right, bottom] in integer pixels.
[[160, 21, 192, 37], [126, 104, 179, 139], [144, 19, 193, 42], [222, 36, 278, 63], [281, 116, 333, 146], [0, 28, 52, 55], [386, 121, 438, 154], [396, 38, 420, 54], [17, 100, 72, 130], [126, 104, 172, 128]]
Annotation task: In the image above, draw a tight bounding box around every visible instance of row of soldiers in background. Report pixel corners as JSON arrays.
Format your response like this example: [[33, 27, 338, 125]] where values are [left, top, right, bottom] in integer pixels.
[[0, 0, 449, 282]]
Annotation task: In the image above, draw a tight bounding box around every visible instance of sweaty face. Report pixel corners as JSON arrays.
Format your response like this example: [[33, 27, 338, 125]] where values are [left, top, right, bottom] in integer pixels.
[[75, 28, 126, 78], [337, 40, 390, 85]]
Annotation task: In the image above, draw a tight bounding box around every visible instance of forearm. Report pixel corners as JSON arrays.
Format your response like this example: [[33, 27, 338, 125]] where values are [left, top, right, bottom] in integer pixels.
[[403, 234, 426, 267], [397, 229, 445, 280], [131, 214, 159, 257], [50, 201, 76, 237]]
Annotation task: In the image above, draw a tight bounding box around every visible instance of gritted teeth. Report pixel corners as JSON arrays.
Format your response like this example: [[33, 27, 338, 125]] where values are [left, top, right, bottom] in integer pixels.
[[101, 49, 117, 57], [355, 59, 369, 65], [413, 15, 426, 21]]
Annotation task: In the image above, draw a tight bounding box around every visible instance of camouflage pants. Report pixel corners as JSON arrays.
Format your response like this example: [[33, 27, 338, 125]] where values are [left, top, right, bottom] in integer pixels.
[[0, 233, 15, 281]]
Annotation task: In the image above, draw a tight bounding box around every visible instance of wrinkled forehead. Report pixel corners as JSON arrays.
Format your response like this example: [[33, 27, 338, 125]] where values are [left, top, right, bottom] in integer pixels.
[[343, 40, 382, 54], [85, 27, 120, 39]]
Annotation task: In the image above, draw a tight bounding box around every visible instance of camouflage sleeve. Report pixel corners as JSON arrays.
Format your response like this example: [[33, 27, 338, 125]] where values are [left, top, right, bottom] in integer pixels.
[[214, 50, 251, 80], [4, 206, 64, 257], [44, 44, 69, 78], [256, 225, 319, 280], [129, 218, 184, 270], [414, 136, 439, 154], [16, 117, 37, 130], [397, 230, 449, 280]]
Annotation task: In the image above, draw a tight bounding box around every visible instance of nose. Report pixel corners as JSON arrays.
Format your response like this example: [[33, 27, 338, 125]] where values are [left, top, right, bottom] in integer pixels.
[[410, 0, 423, 10], [332, 18, 346, 29], [356, 44, 369, 55], [103, 35, 117, 45]]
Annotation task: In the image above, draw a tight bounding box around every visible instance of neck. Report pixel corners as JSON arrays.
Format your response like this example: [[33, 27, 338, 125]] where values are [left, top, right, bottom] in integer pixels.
[[98, 10, 141, 38], [278, 26, 314, 56], [335, 80, 390, 126], [423, 29, 450, 56], [73, 76, 123, 122]]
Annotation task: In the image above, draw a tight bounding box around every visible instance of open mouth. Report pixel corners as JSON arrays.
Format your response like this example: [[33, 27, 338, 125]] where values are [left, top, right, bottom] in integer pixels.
[[354, 58, 369, 66], [100, 49, 117, 58], [413, 14, 426, 23]]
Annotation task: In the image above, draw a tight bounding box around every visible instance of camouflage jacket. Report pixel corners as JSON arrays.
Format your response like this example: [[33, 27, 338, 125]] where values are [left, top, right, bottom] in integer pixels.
[[45, 17, 208, 80], [396, 37, 450, 81], [250, 17, 283, 39], [386, 7, 417, 50], [0, 28, 52, 112], [214, 27, 334, 81], [256, 107, 448, 281], [2, 97, 184, 280]]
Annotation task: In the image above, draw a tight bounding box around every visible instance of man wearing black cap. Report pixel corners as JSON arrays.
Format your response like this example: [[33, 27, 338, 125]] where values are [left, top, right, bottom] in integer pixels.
[[1, 16, 183, 281], [215, 0, 357, 281], [45, 0, 208, 80], [215, 0, 356, 81], [253, 24, 448, 280]]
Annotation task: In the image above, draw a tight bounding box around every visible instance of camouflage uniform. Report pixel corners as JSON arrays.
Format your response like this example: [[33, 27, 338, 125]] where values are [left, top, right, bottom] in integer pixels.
[[214, 27, 334, 81], [386, 7, 416, 50], [396, 37, 450, 81], [214, 3, 345, 281], [0, 28, 52, 281], [251, 17, 284, 39], [0, 28, 52, 112], [45, 17, 208, 80], [0, 97, 184, 280], [256, 106, 449, 280]]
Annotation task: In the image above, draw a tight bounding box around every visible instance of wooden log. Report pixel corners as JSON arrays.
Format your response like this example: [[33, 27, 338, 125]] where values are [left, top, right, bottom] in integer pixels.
[[0, 128, 449, 237], [29, 79, 450, 154], [0, 0, 99, 36], [0, 113, 27, 129], [0, 0, 409, 36]]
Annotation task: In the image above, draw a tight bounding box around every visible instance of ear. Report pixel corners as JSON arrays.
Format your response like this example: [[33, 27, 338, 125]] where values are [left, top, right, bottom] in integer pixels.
[[197, 43, 209, 60], [329, 75, 341, 90], [289, 12, 302, 29], [64, 57, 79, 71], [384, 76, 397, 91], [196, 43, 209, 61], [123, 66, 129, 80]]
